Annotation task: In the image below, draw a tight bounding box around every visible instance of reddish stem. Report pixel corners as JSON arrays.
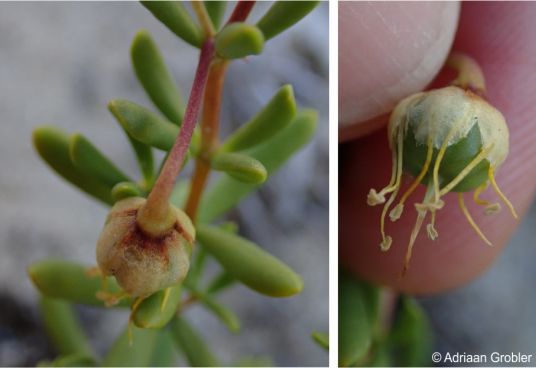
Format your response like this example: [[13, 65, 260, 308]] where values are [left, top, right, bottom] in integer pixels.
[[227, 1, 256, 24], [141, 40, 215, 228]]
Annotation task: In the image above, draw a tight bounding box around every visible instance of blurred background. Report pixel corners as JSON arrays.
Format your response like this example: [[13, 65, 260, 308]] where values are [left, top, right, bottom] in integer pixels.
[[0, 2, 328, 366]]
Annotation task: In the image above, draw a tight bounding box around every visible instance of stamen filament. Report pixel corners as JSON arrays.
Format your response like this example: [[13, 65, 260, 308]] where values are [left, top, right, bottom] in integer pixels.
[[457, 192, 492, 246], [488, 165, 518, 219]]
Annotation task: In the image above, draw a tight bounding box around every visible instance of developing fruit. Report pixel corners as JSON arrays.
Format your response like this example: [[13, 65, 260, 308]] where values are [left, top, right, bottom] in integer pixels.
[[367, 53, 517, 273], [96, 197, 194, 297]]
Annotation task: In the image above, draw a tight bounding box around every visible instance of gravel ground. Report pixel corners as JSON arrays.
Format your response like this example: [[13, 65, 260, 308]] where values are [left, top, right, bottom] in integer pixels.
[[0, 2, 329, 367]]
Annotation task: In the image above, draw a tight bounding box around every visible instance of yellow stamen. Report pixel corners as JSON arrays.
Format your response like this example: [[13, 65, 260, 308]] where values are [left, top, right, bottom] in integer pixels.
[[379, 127, 404, 250], [391, 133, 434, 221], [402, 187, 433, 275], [488, 165, 518, 219], [457, 192, 492, 246], [473, 183, 501, 215], [161, 287, 171, 312]]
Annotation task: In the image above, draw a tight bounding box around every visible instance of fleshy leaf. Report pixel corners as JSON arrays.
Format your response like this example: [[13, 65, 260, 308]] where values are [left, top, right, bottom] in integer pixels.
[[131, 30, 184, 125], [199, 109, 317, 222], [69, 133, 131, 187], [131, 285, 182, 329], [28, 259, 129, 308], [205, 1, 226, 30], [221, 85, 296, 152], [196, 224, 303, 297], [109, 99, 178, 151], [111, 182, 143, 202], [39, 297, 93, 357], [141, 1, 202, 48], [339, 271, 377, 367], [33, 126, 114, 205], [312, 331, 329, 351], [211, 152, 267, 184], [390, 297, 434, 367], [102, 324, 158, 367], [215, 23, 264, 59], [256, 1, 320, 40], [170, 316, 219, 367]]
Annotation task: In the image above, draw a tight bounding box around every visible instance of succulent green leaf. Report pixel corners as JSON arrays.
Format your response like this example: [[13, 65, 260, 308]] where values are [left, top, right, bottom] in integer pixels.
[[206, 271, 236, 294], [215, 23, 264, 59], [211, 152, 267, 184], [43, 354, 97, 367], [170, 316, 219, 367], [196, 224, 303, 297], [186, 247, 207, 286], [39, 297, 93, 357], [111, 181, 144, 202], [109, 99, 179, 151], [102, 324, 158, 367], [141, 1, 203, 48], [131, 30, 184, 125], [126, 133, 155, 190], [33, 126, 114, 205], [256, 1, 319, 40], [69, 134, 131, 187], [28, 259, 129, 307], [339, 272, 377, 367], [199, 109, 318, 222], [367, 343, 393, 367], [221, 85, 297, 152], [131, 285, 182, 329], [205, 1, 226, 30], [311, 331, 329, 351], [192, 289, 240, 332], [389, 297, 434, 367], [170, 180, 191, 208], [150, 330, 177, 367]]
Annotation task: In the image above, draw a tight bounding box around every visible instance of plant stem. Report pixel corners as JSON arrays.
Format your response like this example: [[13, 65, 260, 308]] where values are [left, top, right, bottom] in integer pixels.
[[137, 40, 215, 237], [185, 60, 229, 221], [192, 1, 215, 38], [447, 52, 486, 96], [227, 1, 256, 24]]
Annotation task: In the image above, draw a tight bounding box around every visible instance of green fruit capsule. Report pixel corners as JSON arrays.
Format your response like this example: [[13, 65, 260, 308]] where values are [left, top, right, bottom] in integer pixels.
[[367, 53, 518, 274]]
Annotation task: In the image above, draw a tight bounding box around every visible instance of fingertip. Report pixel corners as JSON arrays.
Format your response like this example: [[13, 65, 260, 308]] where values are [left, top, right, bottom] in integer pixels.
[[339, 2, 460, 130]]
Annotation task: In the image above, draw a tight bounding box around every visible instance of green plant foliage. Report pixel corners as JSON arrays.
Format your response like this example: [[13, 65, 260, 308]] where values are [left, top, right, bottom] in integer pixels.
[[221, 84, 296, 152], [215, 23, 264, 59], [39, 297, 93, 357], [196, 224, 303, 297], [150, 330, 178, 367], [204, 1, 226, 30], [102, 324, 159, 367], [199, 109, 318, 222], [125, 132, 155, 189], [111, 181, 143, 202], [109, 99, 178, 151], [257, 1, 320, 40], [339, 271, 380, 367], [171, 316, 219, 367], [211, 151, 267, 184], [131, 285, 183, 329], [131, 30, 184, 125], [38, 353, 97, 367], [69, 133, 131, 187], [33, 126, 114, 205], [29, 259, 129, 307], [390, 297, 434, 367], [311, 331, 329, 351], [141, 1, 202, 48]]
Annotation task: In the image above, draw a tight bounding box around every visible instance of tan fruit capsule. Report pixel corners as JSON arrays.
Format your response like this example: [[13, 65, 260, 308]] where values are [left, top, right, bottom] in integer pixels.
[[366, 53, 517, 274], [96, 197, 194, 298]]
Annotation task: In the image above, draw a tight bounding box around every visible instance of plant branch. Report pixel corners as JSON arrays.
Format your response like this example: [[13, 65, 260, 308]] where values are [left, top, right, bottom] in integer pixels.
[[185, 60, 229, 221], [138, 40, 214, 235], [227, 1, 256, 24]]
